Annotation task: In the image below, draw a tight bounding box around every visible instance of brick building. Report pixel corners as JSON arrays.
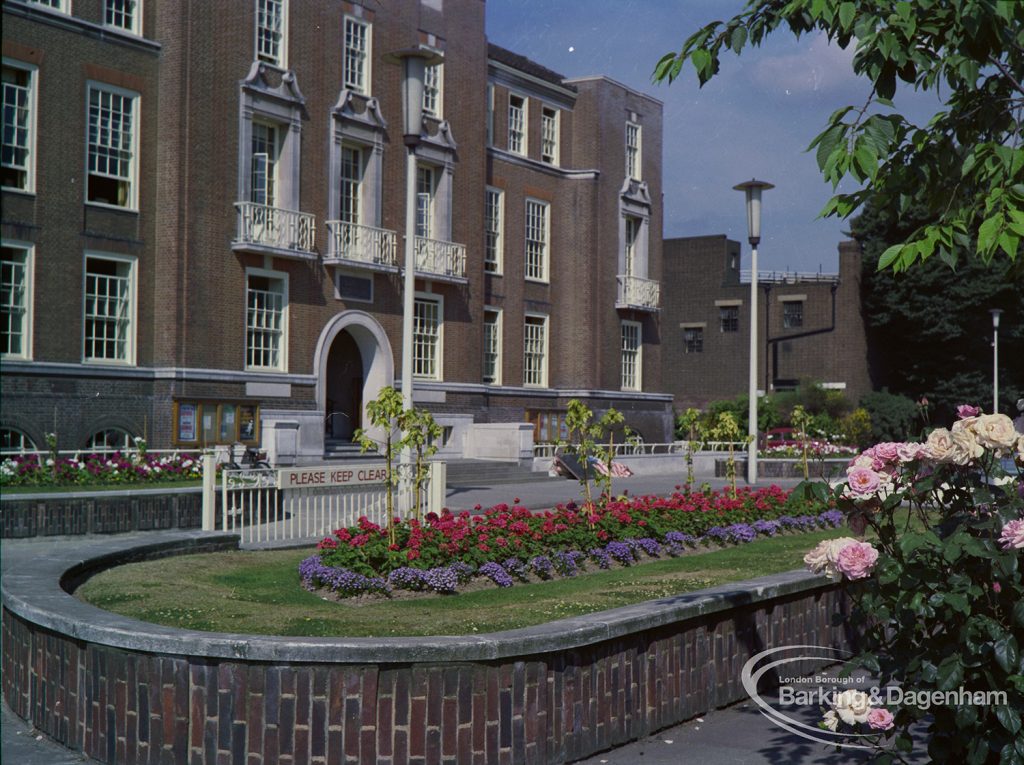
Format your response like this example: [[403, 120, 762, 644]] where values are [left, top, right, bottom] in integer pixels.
[[661, 235, 871, 410], [1, 0, 672, 463]]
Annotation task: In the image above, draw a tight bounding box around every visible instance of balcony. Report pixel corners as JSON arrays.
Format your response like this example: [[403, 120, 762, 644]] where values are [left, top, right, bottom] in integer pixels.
[[233, 202, 316, 259], [324, 221, 399, 271], [414, 236, 467, 282], [616, 274, 661, 311]]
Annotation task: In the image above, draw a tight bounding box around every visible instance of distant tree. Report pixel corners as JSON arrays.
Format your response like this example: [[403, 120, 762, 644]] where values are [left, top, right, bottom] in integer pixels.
[[655, 0, 1023, 273], [852, 199, 1024, 420]]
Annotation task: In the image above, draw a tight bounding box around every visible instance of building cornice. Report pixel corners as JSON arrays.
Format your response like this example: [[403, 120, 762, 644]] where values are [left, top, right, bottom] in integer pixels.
[[406, 380, 673, 403], [1, 361, 316, 386], [488, 148, 599, 180], [564, 75, 662, 106], [3, 1, 161, 54]]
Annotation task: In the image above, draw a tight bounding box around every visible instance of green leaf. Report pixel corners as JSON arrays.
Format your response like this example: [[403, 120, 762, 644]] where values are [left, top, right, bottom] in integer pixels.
[[996, 705, 1022, 735], [838, 2, 856, 30], [994, 635, 1020, 674], [936, 655, 963, 691], [877, 243, 903, 271], [690, 48, 712, 78], [730, 25, 747, 54], [978, 215, 1001, 254]]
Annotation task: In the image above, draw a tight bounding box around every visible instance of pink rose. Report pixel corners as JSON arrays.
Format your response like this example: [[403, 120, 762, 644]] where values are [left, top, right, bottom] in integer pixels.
[[867, 707, 894, 731], [998, 519, 1024, 550], [896, 442, 926, 463], [957, 404, 982, 419], [836, 541, 879, 580], [845, 468, 887, 499], [874, 442, 900, 463], [993, 582, 1003, 594]]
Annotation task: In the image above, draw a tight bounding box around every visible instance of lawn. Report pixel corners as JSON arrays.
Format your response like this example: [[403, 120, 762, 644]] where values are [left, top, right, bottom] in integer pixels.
[[76, 526, 853, 637]]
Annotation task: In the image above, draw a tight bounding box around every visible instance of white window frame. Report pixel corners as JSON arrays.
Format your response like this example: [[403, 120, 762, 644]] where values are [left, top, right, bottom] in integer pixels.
[[334, 269, 373, 304], [624, 216, 641, 277], [82, 252, 137, 366], [541, 106, 559, 165], [621, 321, 642, 391], [85, 81, 139, 211], [523, 313, 549, 388], [245, 266, 289, 372], [255, 0, 287, 67], [343, 16, 371, 95], [626, 119, 641, 180], [250, 119, 281, 207], [27, 0, 69, 12], [2, 59, 38, 194], [413, 292, 443, 381], [484, 187, 504, 275], [482, 307, 502, 385], [416, 164, 435, 239], [508, 93, 527, 156], [422, 64, 443, 119], [105, 0, 142, 35], [0, 428, 37, 456], [338, 143, 364, 225], [524, 198, 549, 283], [1, 242, 34, 360]]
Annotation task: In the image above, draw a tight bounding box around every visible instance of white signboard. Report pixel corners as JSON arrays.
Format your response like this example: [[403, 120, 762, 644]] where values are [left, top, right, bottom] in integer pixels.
[[277, 464, 390, 490]]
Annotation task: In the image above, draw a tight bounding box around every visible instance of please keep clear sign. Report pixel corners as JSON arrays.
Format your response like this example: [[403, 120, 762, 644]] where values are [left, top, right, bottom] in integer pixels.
[[277, 464, 390, 490]]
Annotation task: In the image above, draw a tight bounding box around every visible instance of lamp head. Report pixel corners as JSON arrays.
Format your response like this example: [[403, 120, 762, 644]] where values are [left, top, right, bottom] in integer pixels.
[[384, 46, 444, 143], [990, 308, 1003, 329], [733, 178, 774, 246]]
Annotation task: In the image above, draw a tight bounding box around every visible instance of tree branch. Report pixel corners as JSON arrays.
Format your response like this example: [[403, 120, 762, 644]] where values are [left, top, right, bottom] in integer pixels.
[[988, 55, 1024, 97]]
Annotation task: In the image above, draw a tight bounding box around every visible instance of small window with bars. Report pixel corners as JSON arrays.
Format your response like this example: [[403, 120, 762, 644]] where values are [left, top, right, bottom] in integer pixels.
[[525, 199, 549, 282], [683, 326, 703, 354], [87, 85, 137, 208], [246, 273, 286, 370], [343, 17, 370, 93], [413, 297, 441, 379], [621, 322, 641, 391], [719, 306, 739, 333], [523, 315, 548, 387], [783, 301, 804, 329], [508, 94, 526, 155], [484, 188, 503, 274], [541, 107, 558, 164], [483, 309, 501, 384], [84, 255, 134, 363]]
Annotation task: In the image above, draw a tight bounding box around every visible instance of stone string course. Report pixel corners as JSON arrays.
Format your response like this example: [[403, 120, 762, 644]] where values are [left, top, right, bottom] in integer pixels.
[[2, 534, 854, 765]]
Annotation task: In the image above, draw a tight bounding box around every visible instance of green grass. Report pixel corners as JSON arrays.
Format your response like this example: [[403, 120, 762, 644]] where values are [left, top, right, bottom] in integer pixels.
[[1, 478, 203, 494], [76, 527, 854, 637]]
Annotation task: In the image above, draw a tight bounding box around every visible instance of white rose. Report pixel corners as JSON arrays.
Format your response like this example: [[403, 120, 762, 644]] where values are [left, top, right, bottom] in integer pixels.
[[821, 710, 839, 731], [833, 689, 872, 725], [949, 429, 984, 466], [973, 414, 1019, 451], [925, 428, 954, 463]]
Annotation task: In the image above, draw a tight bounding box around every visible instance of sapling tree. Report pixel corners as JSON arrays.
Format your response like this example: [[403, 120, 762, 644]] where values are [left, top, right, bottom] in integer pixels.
[[595, 407, 626, 499], [791, 405, 812, 480], [677, 407, 705, 487], [397, 406, 442, 521], [565, 399, 600, 511], [354, 386, 406, 545], [711, 411, 745, 497]]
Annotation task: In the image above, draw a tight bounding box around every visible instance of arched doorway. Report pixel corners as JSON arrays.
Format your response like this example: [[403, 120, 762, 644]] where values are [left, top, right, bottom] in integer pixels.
[[324, 330, 363, 440], [314, 310, 395, 450]]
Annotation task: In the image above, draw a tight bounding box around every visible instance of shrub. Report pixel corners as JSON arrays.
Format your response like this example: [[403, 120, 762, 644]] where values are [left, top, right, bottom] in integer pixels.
[[860, 389, 920, 443]]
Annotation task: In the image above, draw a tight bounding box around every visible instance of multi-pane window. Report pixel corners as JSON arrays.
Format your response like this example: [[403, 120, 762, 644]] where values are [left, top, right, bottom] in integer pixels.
[[541, 107, 558, 164], [246, 273, 286, 370], [720, 306, 739, 333], [1, 246, 30, 358], [624, 216, 640, 276], [683, 327, 703, 354], [2, 63, 35, 192], [87, 84, 137, 208], [524, 199, 549, 282], [508, 94, 526, 155], [413, 297, 441, 379], [343, 17, 370, 94], [523, 315, 548, 387], [422, 64, 442, 118], [484, 187, 503, 274], [27, 0, 67, 10], [256, 0, 285, 66], [0, 428, 36, 455], [783, 300, 804, 329], [84, 255, 134, 363], [87, 428, 133, 453], [339, 145, 363, 224], [621, 322, 641, 391], [416, 166, 434, 239], [250, 121, 279, 206], [483, 309, 501, 385], [626, 120, 641, 179], [106, 0, 140, 34]]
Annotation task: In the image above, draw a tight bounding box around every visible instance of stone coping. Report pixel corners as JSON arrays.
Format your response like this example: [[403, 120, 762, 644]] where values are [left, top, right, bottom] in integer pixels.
[[1, 531, 835, 664], [1, 484, 203, 501]]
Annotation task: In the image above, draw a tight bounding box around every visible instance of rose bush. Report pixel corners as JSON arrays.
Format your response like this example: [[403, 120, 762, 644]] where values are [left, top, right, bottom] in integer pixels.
[[799, 409, 1023, 764]]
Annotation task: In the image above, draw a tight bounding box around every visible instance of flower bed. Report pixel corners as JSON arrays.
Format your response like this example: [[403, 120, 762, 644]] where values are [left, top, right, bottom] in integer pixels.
[[761, 440, 857, 459], [0, 450, 206, 488], [300, 485, 841, 597]]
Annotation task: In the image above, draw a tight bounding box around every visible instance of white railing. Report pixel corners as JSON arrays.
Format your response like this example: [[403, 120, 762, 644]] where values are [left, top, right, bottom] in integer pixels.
[[616, 274, 661, 310], [235, 202, 316, 254], [325, 221, 398, 268], [210, 462, 446, 545], [414, 236, 467, 279], [532, 441, 747, 458], [739, 269, 839, 284]]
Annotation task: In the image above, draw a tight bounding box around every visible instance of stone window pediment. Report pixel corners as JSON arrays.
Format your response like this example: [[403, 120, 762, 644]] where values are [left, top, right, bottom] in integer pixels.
[[241, 61, 306, 113], [619, 177, 651, 208]]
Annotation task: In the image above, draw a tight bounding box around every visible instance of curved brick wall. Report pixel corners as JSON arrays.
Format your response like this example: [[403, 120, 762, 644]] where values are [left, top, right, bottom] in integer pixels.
[[2, 532, 855, 765]]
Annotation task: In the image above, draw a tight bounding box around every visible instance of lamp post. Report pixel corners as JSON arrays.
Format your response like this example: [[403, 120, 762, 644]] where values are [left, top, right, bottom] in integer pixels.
[[990, 308, 1003, 413], [386, 46, 443, 414], [734, 179, 774, 485]]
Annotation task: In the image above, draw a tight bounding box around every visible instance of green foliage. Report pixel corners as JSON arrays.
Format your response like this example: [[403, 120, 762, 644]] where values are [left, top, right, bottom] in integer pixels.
[[397, 407, 442, 521], [859, 389, 919, 442], [853, 199, 1024, 420], [655, 0, 1024, 272], [675, 408, 706, 486], [711, 411, 746, 496], [840, 407, 874, 449], [564, 399, 598, 507], [791, 405, 812, 479]]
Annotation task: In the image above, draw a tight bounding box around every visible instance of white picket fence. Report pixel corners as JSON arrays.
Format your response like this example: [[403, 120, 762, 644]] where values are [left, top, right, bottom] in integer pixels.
[[200, 455, 446, 545]]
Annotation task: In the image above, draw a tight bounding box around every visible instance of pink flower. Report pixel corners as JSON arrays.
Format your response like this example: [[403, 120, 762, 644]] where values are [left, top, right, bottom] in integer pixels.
[[993, 582, 1002, 594], [874, 442, 900, 463], [836, 541, 879, 580], [867, 707, 895, 731], [845, 468, 885, 498], [957, 404, 981, 419], [998, 519, 1024, 550]]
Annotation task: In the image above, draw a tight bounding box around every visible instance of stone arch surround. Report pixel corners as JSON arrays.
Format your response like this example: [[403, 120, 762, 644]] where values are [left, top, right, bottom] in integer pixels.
[[1, 532, 854, 765]]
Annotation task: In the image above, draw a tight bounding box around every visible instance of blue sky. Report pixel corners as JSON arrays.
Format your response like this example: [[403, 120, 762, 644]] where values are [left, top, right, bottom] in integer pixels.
[[486, 0, 939, 273]]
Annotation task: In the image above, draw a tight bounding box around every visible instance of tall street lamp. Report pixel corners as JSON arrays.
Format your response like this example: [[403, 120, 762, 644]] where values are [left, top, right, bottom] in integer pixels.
[[734, 179, 774, 485], [385, 46, 443, 414], [990, 308, 1003, 413]]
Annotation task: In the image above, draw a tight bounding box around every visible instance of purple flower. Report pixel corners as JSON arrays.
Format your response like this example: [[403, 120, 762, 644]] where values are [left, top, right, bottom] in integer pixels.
[[605, 541, 635, 565], [388, 567, 428, 591], [817, 510, 844, 528], [423, 566, 460, 593], [589, 547, 612, 569], [530, 555, 554, 579], [724, 524, 757, 544], [630, 537, 663, 557], [502, 558, 530, 581], [478, 562, 513, 588], [752, 519, 781, 536], [664, 531, 696, 555], [553, 550, 586, 577]]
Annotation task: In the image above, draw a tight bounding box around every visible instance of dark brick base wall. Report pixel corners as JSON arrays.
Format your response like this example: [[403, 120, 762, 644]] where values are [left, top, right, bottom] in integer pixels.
[[2, 585, 853, 765], [1, 492, 203, 539], [715, 459, 848, 479]]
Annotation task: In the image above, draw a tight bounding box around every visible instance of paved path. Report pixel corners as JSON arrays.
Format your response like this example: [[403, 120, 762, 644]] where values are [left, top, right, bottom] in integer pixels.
[[3, 470, 835, 764]]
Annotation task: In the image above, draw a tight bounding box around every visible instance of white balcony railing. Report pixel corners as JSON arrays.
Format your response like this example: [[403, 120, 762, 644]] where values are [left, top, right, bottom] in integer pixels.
[[325, 221, 398, 269], [414, 236, 467, 280], [234, 202, 316, 255], [616, 274, 660, 310]]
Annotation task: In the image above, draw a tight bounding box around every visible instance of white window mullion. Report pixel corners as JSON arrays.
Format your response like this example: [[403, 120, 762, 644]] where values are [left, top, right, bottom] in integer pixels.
[[2, 60, 36, 193], [483, 308, 502, 385], [523, 314, 548, 387], [343, 17, 371, 94], [484, 187, 503, 274], [525, 199, 549, 282], [621, 321, 641, 391], [1, 245, 32, 359], [413, 295, 442, 380], [256, 0, 286, 67]]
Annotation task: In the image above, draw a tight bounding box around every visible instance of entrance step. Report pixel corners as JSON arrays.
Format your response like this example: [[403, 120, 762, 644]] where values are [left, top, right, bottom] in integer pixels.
[[322, 439, 374, 460], [444, 459, 561, 487]]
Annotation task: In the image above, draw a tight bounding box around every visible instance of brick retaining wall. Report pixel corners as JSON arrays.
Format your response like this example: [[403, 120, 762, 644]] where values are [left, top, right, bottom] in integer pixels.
[[2, 534, 856, 765]]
